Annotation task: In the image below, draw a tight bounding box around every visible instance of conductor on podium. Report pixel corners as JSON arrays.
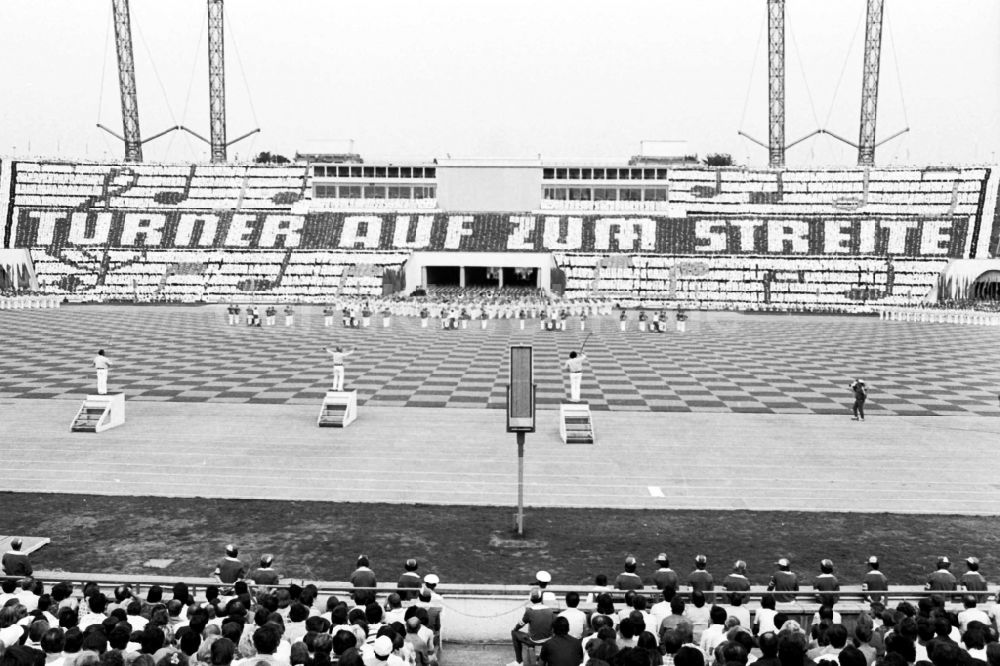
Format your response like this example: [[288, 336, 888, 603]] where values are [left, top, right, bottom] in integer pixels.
[[325, 346, 354, 391], [563, 351, 588, 402], [93, 350, 112, 395]]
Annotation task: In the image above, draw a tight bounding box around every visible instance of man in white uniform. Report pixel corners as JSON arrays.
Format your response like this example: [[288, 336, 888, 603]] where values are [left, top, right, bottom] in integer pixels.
[[563, 351, 588, 402], [93, 350, 112, 395], [325, 346, 354, 391]]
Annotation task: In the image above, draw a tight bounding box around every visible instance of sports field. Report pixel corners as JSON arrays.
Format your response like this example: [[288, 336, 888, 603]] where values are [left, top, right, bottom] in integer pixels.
[[3, 303, 1000, 591], [2, 304, 999, 415]]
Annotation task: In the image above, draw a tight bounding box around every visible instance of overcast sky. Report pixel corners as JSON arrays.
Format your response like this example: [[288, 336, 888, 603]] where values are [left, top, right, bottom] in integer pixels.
[[1, 0, 997, 167]]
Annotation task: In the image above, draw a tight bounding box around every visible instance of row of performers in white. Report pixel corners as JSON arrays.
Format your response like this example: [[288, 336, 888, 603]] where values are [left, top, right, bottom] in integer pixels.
[[319, 298, 616, 321], [0, 293, 62, 309]]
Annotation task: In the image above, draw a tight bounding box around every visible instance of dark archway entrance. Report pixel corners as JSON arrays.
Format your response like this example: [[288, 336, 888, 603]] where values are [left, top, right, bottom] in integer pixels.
[[464, 266, 501, 288], [972, 270, 1000, 301], [425, 266, 461, 287], [503, 267, 538, 288]]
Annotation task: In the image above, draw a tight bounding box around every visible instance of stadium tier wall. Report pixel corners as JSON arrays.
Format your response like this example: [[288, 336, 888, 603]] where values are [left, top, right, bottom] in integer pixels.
[[3, 159, 999, 307]]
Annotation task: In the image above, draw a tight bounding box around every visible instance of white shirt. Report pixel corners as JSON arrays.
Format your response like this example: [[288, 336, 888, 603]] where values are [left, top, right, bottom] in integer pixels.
[[650, 601, 672, 627], [557, 608, 588, 639], [726, 605, 752, 630], [15, 591, 39, 612], [93, 355, 111, 370], [755, 608, 778, 634], [700, 624, 727, 656], [958, 608, 992, 632]]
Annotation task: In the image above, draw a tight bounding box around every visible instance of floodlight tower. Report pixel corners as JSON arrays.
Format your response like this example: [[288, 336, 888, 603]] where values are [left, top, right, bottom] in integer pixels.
[[737, 0, 820, 166], [767, 0, 785, 168], [857, 0, 884, 166], [207, 0, 227, 162], [112, 0, 142, 162], [823, 0, 908, 165]]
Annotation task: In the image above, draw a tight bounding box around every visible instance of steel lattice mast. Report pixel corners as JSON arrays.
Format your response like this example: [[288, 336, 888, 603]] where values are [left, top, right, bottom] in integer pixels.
[[111, 0, 142, 162], [767, 0, 785, 168], [207, 0, 227, 163], [857, 0, 884, 166]]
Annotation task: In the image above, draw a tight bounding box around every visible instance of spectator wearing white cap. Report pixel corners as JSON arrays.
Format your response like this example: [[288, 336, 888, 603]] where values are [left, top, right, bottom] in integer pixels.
[[723, 560, 751, 606], [767, 558, 798, 603], [960, 557, 988, 594], [651, 553, 679, 592], [212, 545, 245, 587], [615, 556, 644, 591], [535, 571, 557, 607], [250, 555, 279, 590], [2, 538, 33, 577], [861, 556, 888, 605], [422, 574, 443, 603], [396, 559, 422, 602], [814, 559, 840, 606], [368, 633, 405, 665], [925, 556, 957, 591], [687, 555, 715, 603]]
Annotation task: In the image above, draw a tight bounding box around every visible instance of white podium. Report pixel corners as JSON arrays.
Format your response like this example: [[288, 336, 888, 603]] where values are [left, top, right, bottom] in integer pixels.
[[559, 402, 595, 444], [71, 393, 126, 433], [317, 390, 358, 428]]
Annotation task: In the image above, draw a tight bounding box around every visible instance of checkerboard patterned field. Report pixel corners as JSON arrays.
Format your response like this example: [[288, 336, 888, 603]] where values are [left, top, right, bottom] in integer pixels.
[[2, 305, 999, 416]]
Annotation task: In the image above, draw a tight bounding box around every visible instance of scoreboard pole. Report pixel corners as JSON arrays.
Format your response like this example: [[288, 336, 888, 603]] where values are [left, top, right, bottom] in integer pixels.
[[507, 345, 535, 537], [516, 431, 525, 536]]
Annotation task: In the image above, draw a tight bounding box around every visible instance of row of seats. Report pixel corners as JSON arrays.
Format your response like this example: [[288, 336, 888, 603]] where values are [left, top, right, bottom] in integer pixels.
[[28, 247, 947, 308], [539, 166, 989, 216], [10, 161, 991, 219], [556, 254, 946, 309], [14, 162, 309, 211]]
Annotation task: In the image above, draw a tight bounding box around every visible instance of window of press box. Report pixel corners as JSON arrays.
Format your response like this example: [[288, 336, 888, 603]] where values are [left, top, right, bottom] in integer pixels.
[[643, 169, 655, 179], [568, 168, 580, 180], [556, 168, 567, 179], [656, 168, 668, 179], [341, 186, 362, 198], [592, 169, 605, 180], [400, 167, 412, 178], [350, 166, 362, 178], [569, 188, 591, 201], [644, 188, 667, 201], [412, 167, 424, 179], [338, 166, 350, 177], [620, 188, 642, 201], [375, 166, 387, 178], [313, 166, 326, 177], [388, 186, 412, 199], [594, 188, 617, 201], [387, 167, 399, 178], [364, 185, 386, 199], [543, 168, 554, 180], [425, 167, 436, 178], [363, 166, 375, 178], [581, 168, 592, 180]]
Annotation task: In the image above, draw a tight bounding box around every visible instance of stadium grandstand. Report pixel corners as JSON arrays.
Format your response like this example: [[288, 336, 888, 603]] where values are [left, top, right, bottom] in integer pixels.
[[3, 159, 1000, 309]]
